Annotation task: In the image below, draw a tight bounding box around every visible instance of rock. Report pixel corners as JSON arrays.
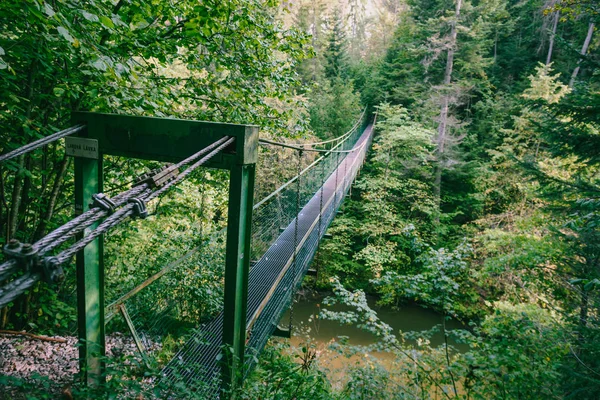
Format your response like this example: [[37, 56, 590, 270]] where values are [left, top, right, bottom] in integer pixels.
[[0, 333, 161, 398]]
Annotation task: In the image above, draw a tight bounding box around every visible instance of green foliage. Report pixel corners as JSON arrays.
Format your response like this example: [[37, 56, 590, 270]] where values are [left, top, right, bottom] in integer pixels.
[[309, 77, 362, 140], [239, 343, 334, 400], [464, 301, 568, 399], [374, 239, 477, 318], [320, 278, 570, 399]]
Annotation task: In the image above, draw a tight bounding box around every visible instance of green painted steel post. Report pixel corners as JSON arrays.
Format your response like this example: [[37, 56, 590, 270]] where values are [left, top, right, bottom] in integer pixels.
[[74, 155, 105, 387], [222, 162, 255, 396]]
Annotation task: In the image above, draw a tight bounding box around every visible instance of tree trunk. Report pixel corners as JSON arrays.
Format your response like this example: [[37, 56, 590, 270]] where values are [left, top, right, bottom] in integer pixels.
[[434, 0, 462, 224], [0, 171, 6, 239], [569, 21, 595, 88], [579, 289, 588, 342], [546, 11, 559, 66], [9, 61, 36, 239], [16, 155, 32, 235], [33, 156, 70, 241], [311, 1, 318, 81], [8, 156, 25, 239]]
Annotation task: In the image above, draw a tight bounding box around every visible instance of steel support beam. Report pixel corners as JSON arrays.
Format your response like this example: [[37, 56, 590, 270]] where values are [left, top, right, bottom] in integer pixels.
[[222, 162, 255, 395], [74, 154, 105, 387], [70, 112, 259, 394]]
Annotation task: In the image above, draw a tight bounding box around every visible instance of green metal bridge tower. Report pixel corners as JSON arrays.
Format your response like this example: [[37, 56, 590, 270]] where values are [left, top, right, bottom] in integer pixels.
[[70, 112, 258, 392]]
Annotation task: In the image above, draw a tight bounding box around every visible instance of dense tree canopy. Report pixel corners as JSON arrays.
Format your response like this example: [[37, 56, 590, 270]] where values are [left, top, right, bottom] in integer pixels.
[[1, 0, 600, 398]]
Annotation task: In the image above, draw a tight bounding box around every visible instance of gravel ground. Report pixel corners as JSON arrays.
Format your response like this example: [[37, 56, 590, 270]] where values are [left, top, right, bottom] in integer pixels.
[[0, 332, 152, 399]]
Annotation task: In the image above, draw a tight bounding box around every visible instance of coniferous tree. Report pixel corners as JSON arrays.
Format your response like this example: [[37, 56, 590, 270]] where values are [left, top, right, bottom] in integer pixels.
[[323, 9, 350, 79]]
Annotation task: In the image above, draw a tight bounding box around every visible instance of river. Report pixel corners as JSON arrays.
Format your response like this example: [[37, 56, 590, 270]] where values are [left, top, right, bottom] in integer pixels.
[[277, 292, 468, 388]]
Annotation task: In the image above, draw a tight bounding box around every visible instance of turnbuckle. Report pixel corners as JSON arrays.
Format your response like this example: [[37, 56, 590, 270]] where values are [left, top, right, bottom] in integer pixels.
[[128, 197, 148, 219]]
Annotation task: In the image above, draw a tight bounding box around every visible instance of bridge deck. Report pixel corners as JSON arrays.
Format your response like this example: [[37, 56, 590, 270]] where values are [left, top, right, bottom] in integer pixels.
[[163, 123, 374, 396]]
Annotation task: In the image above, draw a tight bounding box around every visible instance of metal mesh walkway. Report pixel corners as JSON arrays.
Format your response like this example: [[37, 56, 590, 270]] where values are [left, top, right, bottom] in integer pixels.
[[162, 123, 374, 396]]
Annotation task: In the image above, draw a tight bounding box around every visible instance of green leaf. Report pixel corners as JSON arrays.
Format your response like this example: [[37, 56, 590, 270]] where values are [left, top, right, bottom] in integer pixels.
[[0, 46, 5, 56], [0, 59, 6, 70], [81, 10, 99, 22], [53, 87, 65, 97], [44, 3, 55, 17], [99, 15, 115, 29], [57, 26, 74, 43]]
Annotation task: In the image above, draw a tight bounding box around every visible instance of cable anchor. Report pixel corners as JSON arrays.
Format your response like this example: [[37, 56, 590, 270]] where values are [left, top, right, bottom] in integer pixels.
[[3, 240, 39, 273], [128, 198, 148, 219], [90, 193, 116, 214]]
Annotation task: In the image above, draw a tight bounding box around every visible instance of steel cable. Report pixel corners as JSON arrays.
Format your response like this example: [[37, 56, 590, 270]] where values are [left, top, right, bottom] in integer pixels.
[[0, 136, 233, 281], [257, 107, 365, 149], [0, 125, 86, 163], [0, 185, 149, 283], [0, 137, 233, 308], [53, 137, 234, 264]]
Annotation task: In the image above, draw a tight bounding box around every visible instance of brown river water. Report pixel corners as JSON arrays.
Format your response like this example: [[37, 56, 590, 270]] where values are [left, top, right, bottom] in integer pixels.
[[276, 292, 468, 389]]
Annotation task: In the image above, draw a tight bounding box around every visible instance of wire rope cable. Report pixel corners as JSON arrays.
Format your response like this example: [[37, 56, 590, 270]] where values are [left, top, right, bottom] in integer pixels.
[[0, 125, 86, 163], [0, 136, 233, 283], [257, 107, 366, 149], [0, 136, 234, 308]]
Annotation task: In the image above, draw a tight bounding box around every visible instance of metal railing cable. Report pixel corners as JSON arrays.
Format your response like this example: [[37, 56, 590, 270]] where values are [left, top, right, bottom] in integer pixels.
[[0, 184, 146, 283], [0, 136, 234, 308], [253, 111, 368, 212], [50, 137, 234, 264], [258, 138, 368, 153], [257, 107, 365, 149], [0, 125, 86, 163], [161, 120, 373, 397]]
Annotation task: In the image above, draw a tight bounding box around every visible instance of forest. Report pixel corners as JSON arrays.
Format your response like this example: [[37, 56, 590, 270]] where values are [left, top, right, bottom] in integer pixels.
[[0, 0, 599, 398]]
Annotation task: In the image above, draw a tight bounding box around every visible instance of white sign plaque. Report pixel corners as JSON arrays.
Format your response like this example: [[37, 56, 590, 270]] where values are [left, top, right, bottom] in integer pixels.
[[65, 137, 99, 159]]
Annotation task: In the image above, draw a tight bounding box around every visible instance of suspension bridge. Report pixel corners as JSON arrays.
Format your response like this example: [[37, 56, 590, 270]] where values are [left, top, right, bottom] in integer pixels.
[[0, 109, 374, 397]]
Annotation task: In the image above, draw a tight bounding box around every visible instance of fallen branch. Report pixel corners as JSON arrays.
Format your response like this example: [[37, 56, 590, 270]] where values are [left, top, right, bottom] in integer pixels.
[[0, 329, 67, 343]]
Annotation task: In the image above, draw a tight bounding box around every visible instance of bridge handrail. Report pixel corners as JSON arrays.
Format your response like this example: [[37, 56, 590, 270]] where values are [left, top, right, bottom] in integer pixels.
[[253, 110, 368, 211], [246, 124, 373, 332], [257, 107, 366, 150]]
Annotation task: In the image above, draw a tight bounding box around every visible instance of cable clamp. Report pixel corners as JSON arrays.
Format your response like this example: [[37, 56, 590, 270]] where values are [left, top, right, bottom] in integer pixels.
[[3, 240, 39, 273], [128, 197, 148, 219], [90, 193, 116, 214], [134, 164, 179, 189], [42, 257, 65, 285]]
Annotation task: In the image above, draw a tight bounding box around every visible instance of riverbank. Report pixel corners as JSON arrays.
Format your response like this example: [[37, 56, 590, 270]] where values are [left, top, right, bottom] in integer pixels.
[[277, 290, 469, 389]]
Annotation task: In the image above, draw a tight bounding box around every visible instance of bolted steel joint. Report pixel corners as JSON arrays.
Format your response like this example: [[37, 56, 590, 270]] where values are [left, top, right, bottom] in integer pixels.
[[4, 239, 38, 272], [4, 239, 23, 261], [42, 257, 65, 285], [134, 164, 179, 189], [128, 197, 148, 219], [3, 240, 39, 272]]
